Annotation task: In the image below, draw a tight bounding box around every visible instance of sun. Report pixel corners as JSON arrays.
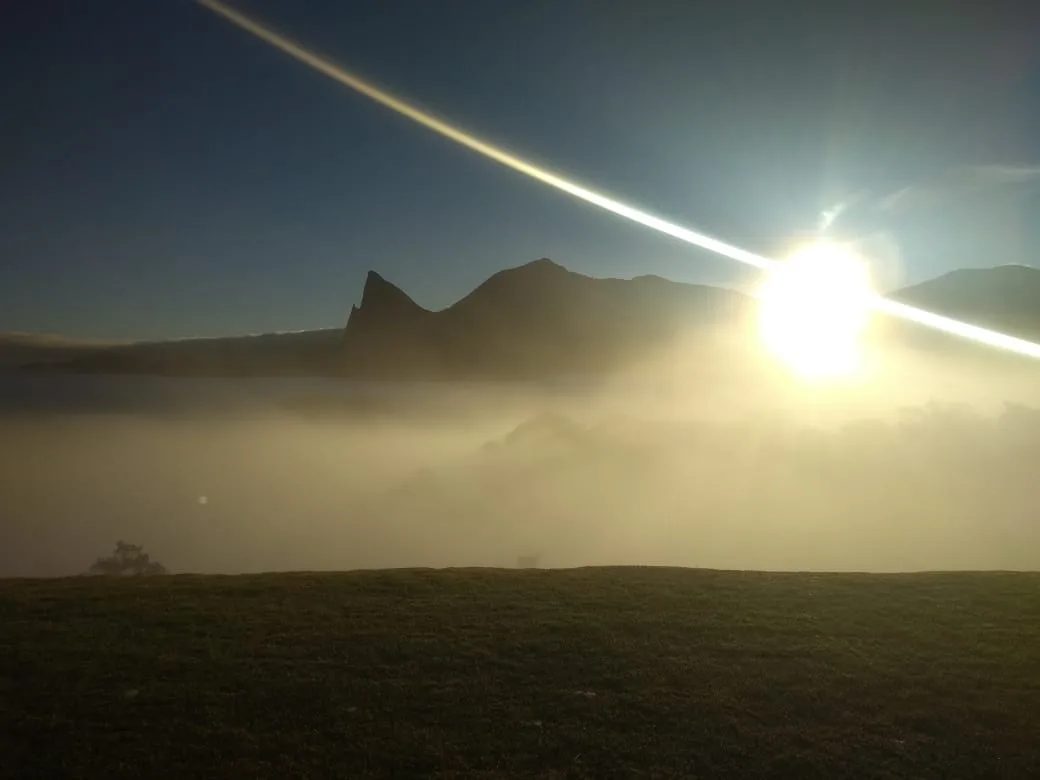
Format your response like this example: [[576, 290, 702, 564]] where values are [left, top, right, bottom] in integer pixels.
[[756, 241, 874, 381]]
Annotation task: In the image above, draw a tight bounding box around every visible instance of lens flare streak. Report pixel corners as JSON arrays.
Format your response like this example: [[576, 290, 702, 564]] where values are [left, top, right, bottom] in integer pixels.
[[196, 0, 772, 273], [198, 0, 1040, 363]]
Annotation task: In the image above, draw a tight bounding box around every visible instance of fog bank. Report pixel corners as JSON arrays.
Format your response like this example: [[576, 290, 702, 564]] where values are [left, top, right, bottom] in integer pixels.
[[2, 356, 1039, 577]]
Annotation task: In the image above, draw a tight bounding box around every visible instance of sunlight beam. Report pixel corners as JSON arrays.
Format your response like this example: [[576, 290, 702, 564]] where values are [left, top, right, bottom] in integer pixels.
[[196, 0, 771, 273], [198, 0, 1040, 363]]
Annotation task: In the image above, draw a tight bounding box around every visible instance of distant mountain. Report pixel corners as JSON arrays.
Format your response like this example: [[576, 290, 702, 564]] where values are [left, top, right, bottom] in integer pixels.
[[18, 258, 752, 380], [338, 258, 753, 380], [14, 259, 1040, 379], [892, 266, 1040, 340], [0, 334, 122, 370], [18, 330, 344, 377], [884, 265, 1040, 362]]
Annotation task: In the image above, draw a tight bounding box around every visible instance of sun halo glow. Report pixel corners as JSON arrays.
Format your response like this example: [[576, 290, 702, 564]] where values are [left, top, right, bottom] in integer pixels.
[[756, 242, 875, 381]]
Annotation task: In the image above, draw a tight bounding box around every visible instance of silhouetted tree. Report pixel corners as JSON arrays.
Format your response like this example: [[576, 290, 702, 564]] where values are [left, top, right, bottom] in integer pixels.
[[88, 541, 167, 576]]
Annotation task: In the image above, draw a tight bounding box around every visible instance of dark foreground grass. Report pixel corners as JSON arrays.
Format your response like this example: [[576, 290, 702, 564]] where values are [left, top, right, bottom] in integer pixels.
[[2, 568, 1039, 779]]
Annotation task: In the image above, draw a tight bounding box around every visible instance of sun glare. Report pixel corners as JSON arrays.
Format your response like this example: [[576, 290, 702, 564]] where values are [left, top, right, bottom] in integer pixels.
[[203, 0, 1040, 364], [757, 241, 874, 381]]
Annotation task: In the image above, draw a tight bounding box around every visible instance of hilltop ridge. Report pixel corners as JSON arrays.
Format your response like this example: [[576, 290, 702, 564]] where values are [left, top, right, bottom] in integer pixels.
[[10, 259, 1040, 377]]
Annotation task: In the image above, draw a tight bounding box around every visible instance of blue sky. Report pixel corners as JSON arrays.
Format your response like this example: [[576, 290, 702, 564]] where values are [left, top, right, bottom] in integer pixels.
[[2, 0, 1038, 339]]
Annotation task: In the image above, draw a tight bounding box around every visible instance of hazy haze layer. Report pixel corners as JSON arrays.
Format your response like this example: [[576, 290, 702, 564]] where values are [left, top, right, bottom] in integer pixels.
[[3, 353, 1040, 578]]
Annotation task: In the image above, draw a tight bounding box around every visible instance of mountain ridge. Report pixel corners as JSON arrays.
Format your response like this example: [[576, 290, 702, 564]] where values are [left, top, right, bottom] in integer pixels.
[[889, 264, 1040, 350], [9, 259, 1040, 378], [338, 257, 753, 380]]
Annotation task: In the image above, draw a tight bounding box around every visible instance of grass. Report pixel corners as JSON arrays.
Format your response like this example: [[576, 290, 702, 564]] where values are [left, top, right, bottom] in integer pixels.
[[2, 567, 1039, 778]]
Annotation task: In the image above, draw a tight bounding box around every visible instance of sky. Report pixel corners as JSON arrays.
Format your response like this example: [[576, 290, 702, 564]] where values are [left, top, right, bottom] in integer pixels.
[[2, 0, 1039, 340]]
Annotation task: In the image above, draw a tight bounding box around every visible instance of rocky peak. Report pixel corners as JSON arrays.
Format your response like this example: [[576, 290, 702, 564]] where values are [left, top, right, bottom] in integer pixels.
[[346, 270, 431, 330]]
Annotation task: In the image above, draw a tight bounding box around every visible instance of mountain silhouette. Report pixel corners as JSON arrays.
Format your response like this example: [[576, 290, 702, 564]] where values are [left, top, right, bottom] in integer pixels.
[[337, 258, 752, 380], [14, 259, 750, 379], [12, 259, 1040, 378], [893, 265, 1040, 340], [0, 334, 123, 370], [14, 330, 343, 376]]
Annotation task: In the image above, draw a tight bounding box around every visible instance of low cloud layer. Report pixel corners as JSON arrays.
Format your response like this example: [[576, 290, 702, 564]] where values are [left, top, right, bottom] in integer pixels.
[[3, 356, 1039, 577]]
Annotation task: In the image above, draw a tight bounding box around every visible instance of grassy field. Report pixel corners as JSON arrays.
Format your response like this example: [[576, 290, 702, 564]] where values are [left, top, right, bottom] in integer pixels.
[[2, 567, 1039, 778]]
